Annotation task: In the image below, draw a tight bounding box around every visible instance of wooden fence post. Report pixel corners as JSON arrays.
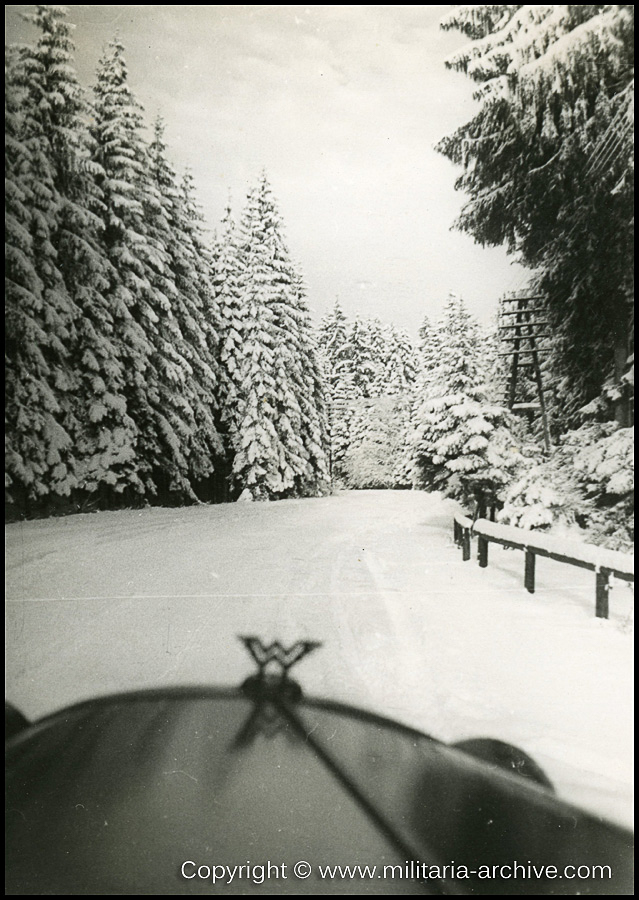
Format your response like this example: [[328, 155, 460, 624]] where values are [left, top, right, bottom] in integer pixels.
[[478, 535, 488, 568], [454, 520, 461, 546], [596, 568, 611, 619], [462, 528, 471, 562], [524, 550, 536, 593]]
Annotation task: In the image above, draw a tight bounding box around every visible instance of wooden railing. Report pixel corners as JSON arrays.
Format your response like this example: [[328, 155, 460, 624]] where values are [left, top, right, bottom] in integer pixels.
[[453, 512, 634, 619]]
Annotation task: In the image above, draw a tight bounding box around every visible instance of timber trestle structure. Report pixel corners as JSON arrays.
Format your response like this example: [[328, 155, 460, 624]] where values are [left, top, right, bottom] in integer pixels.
[[497, 293, 551, 452]]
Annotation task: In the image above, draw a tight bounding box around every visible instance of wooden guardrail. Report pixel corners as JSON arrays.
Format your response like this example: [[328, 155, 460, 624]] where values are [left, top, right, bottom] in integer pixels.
[[453, 513, 474, 562], [453, 512, 634, 619]]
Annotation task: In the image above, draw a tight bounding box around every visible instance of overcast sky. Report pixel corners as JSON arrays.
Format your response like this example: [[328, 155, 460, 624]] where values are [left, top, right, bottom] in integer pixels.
[[5, 5, 525, 334]]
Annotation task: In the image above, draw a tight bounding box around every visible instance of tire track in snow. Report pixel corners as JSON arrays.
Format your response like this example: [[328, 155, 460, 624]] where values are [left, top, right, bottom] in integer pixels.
[[358, 545, 447, 729]]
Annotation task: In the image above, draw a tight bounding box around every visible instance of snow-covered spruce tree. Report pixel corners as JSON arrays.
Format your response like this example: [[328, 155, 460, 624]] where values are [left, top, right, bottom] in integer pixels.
[[413, 314, 442, 413], [212, 200, 244, 463], [181, 165, 222, 357], [412, 294, 522, 515], [90, 38, 166, 499], [322, 313, 379, 487], [438, 5, 634, 427], [318, 299, 349, 364], [327, 363, 358, 485], [286, 268, 330, 495], [181, 166, 224, 396], [137, 115, 214, 500], [500, 391, 634, 549], [390, 337, 420, 487], [317, 300, 356, 482], [342, 317, 378, 399], [5, 47, 61, 510], [417, 312, 441, 374], [225, 173, 329, 500], [92, 40, 214, 502], [147, 119, 223, 492], [500, 419, 633, 549], [377, 323, 418, 396], [375, 323, 418, 488], [363, 318, 386, 389], [389, 390, 417, 488], [404, 316, 442, 488], [6, 7, 138, 512]]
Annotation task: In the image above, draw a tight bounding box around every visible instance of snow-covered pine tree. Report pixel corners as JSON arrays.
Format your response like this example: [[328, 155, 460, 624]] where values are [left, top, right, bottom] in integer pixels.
[[378, 324, 418, 396], [343, 317, 377, 399], [412, 294, 521, 514], [4, 44, 70, 509], [416, 314, 440, 388], [317, 300, 355, 480], [90, 38, 168, 498], [500, 419, 633, 550], [382, 325, 419, 486], [318, 299, 349, 365], [92, 39, 214, 502], [6, 6, 137, 511], [363, 317, 386, 391], [229, 173, 328, 499], [286, 267, 330, 495], [213, 199, 244, 463], [147, 119, 223, 490], [181, 166, 223, 391]]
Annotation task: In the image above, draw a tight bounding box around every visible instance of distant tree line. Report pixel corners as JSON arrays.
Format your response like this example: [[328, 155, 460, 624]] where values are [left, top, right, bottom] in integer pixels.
[[317, 296, 519, 517], [317, 302, 417, 489]]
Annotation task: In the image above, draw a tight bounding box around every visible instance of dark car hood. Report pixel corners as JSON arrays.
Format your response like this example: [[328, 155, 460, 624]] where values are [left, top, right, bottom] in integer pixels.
[[5, 687, 634, 895]]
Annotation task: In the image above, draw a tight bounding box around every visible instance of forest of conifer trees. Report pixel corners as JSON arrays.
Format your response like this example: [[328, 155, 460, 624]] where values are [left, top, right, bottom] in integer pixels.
[[5, 7, 330, 512], [4, 6, 634, 551]]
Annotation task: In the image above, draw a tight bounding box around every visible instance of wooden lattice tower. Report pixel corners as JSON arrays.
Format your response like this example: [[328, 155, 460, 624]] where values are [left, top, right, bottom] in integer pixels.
[[498, 294, 551, 453]]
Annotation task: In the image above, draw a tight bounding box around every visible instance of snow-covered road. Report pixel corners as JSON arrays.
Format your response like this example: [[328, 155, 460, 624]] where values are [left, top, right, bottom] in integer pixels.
[[5, 490, 633, 827]]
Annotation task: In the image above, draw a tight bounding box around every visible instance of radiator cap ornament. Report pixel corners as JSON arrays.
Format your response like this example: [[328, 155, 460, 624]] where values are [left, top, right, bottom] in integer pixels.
[[239, 635, 322, 702]]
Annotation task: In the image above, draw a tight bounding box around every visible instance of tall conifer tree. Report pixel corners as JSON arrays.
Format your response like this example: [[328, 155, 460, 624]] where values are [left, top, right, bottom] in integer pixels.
[[228, 173, 328, 499], [148, 119, 223, 487], [412, 294, 521, 513], [6, 7, 137, 507]]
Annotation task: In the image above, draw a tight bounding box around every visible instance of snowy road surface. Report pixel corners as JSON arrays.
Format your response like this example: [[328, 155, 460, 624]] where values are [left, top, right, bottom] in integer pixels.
[[5, 490, 633, 827]]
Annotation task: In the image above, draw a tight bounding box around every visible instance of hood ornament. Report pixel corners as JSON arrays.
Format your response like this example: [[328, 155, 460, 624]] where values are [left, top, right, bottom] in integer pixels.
[[239, 636, 322, 703]]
